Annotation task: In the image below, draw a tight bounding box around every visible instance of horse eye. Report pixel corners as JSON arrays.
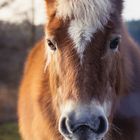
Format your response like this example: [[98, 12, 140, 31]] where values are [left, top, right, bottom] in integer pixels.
[[47, 39, 56, 51], [110, 36, 121, 51]]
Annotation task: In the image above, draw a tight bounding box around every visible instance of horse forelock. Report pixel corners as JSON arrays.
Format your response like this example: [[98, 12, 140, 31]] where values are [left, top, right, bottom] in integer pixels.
[[56, 0, 114, 62]]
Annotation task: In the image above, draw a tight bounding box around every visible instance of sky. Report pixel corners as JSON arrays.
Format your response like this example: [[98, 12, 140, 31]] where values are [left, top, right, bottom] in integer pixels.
[[0, 0, 140, 25], [123, 0, 140, 20]]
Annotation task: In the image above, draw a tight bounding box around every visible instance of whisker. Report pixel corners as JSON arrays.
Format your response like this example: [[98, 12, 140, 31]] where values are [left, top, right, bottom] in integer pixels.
[[111, 123, 122, 136]]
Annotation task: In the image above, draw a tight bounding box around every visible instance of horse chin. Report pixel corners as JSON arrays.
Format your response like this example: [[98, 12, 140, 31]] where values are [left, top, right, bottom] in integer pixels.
[[64, 136, 104, 140], [63, 130, 105, 140]]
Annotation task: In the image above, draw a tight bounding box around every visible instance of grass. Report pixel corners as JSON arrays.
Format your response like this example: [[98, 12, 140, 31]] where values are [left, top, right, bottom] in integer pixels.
[[0, 122, 20, 140]]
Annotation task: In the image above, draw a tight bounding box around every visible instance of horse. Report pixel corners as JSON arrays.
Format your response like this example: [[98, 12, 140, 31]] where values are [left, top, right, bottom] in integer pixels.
[[18, 0, 140, 140]]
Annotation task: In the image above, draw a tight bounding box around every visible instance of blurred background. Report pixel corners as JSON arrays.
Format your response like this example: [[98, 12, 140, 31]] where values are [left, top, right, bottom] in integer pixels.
[[0, 0, 140, 140]]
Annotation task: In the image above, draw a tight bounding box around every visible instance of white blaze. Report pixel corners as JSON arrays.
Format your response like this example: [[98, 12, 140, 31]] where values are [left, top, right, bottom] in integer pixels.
[[56, 0, 113, 62]]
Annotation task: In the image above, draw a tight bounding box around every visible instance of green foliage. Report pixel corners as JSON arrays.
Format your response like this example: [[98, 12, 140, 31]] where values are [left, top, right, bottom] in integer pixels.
[[126, 20, 140, 44], [0, 122, 20, 140]]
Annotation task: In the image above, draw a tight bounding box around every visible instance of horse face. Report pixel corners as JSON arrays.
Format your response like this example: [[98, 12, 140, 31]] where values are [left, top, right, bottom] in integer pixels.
[[45, 0, 123, 140]]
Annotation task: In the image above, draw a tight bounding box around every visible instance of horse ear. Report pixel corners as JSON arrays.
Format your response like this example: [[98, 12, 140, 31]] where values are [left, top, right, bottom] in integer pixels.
[[45, 0, 56, 17], [114, 0, 123, 14], [45, 0, 56, 6]]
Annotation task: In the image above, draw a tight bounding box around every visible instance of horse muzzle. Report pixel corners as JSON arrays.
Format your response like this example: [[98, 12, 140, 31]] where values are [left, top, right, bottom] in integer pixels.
[[59, 102, 109, 140]]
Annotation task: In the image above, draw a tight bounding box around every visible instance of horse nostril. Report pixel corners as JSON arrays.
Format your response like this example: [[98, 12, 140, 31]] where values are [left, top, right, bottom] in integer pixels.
[[95, 116, 107, 134], [59, 117, 72, 136]]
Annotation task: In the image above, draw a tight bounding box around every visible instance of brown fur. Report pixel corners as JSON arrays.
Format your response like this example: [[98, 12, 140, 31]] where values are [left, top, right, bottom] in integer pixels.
[[18, 0, 140, 140]]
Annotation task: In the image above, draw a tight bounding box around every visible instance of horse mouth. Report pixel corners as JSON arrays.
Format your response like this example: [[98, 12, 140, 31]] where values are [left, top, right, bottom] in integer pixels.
[[61, 126, 105, 140], [64, 135, 104, 140]]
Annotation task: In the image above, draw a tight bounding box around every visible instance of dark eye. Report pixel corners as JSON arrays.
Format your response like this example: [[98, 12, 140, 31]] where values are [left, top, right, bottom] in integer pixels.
[[47, 39, 56, 51], [110, 36, 121, 51]]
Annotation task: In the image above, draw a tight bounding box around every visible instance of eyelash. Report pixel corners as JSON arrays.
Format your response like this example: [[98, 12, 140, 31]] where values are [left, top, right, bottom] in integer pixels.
[[47, 39, 57, 51], [109, 36, 121, 52]]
